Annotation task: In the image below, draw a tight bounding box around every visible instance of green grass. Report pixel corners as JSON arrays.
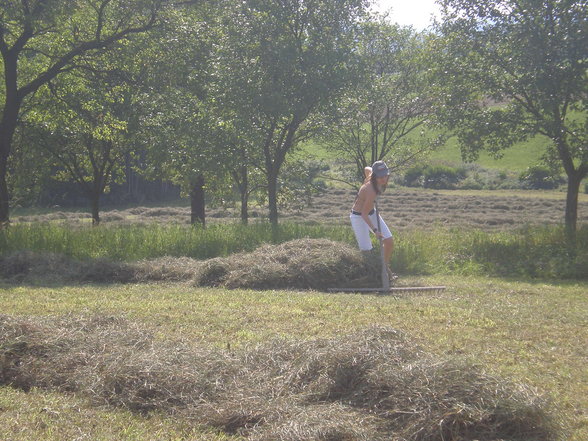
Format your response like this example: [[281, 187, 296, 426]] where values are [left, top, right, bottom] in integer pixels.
[[429, 134, 548, 171], [0, 387, 239, 441], [0, 276, 586, 440], [300, 130, 549, 173], [0, 222, 354, 261], [297, 138, 332, 161], [2, 222, 586, 279]]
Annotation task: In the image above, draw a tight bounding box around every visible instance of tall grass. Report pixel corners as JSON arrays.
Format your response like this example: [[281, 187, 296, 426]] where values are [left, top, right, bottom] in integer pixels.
[[392, 225, 588, 279], [0, 222, 355, 261], [1, 222, 586, 279]]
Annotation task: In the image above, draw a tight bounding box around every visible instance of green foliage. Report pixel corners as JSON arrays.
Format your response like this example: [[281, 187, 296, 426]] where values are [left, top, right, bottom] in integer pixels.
[[423, 165, 466, 189], [0, 0, 167, 223], [434, 0, 588, 230], [403, 164, 466, 189], [519, 166, 565, 190], [277, 160, 329, 211], [214, 0, 369, 223], [403, 164, 427, 187]]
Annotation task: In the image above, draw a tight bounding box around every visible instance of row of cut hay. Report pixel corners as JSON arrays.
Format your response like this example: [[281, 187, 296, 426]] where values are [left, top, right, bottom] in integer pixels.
[[0, 250, 199, 284], [0, 239, 382, 290], [0, 314, 559, 441]]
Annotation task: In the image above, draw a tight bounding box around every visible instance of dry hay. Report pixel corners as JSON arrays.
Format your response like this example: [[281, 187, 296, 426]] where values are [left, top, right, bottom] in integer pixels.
[[0, 250, 136, 284], [193, 239, 382, 290], [0, 239, 382, 291], [0, 314, 559, 441], [0, 251, 204, 284]]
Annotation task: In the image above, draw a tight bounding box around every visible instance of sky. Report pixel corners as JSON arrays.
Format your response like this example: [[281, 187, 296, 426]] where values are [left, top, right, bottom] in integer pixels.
[[372, 0, 442, 30]]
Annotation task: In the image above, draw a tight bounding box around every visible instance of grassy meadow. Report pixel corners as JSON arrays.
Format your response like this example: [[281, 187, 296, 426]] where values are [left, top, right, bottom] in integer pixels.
[[1, 184, 587, 440], [300, 130, 548, 172], [1, 222, 587, 279], [428, 135, 548, 171], [0, 276, 587, 440]]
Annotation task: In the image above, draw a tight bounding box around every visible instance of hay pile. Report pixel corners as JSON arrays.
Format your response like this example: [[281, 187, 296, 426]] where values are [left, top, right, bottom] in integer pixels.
[[0, 239, 381, 290], [0, 314, 558, 440], [192, 239, 381, 290]]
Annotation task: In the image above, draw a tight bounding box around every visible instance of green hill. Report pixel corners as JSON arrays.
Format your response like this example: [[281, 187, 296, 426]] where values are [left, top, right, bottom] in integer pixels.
[[301, 133, 549, 174], [429, 135, 548, 172]]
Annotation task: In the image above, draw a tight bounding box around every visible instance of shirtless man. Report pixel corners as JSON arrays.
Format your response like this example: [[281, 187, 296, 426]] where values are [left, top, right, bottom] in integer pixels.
[[350, 161, 394, 280]]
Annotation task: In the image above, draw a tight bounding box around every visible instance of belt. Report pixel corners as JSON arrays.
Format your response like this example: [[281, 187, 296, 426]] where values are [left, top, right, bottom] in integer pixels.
[[351, 209, 375, 216]]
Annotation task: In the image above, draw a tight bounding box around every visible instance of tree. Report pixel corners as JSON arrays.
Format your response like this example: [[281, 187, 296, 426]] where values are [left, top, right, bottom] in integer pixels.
[[25, 56, 137, 224], [435, 0, 587, 233], [0, 0, 165, 225], [319, 19, 446, 184], [216, 0, 368, 225], [139, 4, 229, 227]]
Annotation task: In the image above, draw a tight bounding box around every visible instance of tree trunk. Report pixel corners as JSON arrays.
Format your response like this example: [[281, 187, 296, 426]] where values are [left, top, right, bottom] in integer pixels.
[[0, 153, 9, 226], [241, 190, 249, 225], [190, 175, 206, 227], [90, 191, 101, 225], [267, 170, 279, 226], [237, 164, 249, 224], [564, 170, 584, 236], [0, 96, 21, 226]]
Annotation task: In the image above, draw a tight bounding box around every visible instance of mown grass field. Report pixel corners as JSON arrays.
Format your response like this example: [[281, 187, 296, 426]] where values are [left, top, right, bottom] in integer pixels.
[[428, 135, 548, 171], [2, 186, 587, 440], [10, 187, 588, 231], [0, 276, 587, 440], [300, 131, 548, 172]]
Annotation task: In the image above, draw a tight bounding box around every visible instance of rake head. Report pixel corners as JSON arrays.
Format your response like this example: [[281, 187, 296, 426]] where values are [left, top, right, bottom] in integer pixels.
[[328, 286, 446, 295]]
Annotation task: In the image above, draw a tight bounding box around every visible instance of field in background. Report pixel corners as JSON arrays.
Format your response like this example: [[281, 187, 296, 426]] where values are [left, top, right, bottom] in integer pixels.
[[428, 134, 548, 171], [300, 131, 548, 172], [10, 187, 588, 231], [1, 276, 586, 440]]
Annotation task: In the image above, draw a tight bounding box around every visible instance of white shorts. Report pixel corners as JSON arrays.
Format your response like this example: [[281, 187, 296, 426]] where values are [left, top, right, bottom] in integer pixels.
[[350, 211, 393, 251]]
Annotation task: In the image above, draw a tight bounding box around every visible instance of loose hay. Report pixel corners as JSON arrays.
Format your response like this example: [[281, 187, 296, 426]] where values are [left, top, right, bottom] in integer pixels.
[[193, 239, 382, 290], [0, 239, 382, 291], [0, 314, 559, 440]]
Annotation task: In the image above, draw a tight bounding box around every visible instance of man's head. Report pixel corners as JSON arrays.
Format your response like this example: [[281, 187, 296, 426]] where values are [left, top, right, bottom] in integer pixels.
[[371, 161, 390, 178]]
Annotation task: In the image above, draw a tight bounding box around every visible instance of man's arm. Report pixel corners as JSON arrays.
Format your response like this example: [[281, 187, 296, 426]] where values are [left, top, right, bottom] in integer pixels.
[[364, 166, 372, 180]]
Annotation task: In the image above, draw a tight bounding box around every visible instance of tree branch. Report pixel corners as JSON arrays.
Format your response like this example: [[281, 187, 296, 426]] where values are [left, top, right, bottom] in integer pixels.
[[18, 8, 158, 99]]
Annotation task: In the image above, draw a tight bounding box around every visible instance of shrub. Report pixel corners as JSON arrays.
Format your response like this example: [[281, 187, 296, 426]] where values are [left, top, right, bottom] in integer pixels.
[[423, 164, 466, 189], [403, 164, 466, 189], [519, 165, 565, 190], [403, 164, 427, 187], [458, 176, 484, 190]]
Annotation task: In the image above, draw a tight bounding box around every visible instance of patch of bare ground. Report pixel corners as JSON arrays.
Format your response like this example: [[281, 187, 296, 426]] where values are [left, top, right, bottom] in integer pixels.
[[0, 314, 559, 441]]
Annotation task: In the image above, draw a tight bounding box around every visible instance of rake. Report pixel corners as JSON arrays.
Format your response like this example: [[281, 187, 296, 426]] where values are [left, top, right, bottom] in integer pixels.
[[329, 199, 446, 296]]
